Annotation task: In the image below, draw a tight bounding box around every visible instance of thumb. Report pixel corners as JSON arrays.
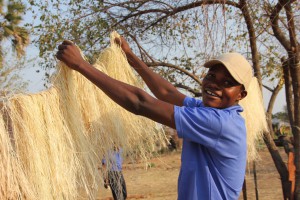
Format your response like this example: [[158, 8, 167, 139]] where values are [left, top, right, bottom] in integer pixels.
[[62, 40, 74, 45], [114, 37, 121, 46]]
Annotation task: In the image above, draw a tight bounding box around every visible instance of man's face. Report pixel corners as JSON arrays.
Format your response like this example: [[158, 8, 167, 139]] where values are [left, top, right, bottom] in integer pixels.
[[202, 64, 247, 109]]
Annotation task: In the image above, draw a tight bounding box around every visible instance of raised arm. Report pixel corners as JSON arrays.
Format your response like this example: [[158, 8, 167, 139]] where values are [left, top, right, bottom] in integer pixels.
[[56, 40, 176, 129], [116, 37, 186, 106]]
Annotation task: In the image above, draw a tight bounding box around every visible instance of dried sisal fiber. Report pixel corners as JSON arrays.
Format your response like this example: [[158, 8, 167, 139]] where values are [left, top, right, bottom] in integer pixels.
[[240, 77, 268, 162], [0, 107, 35, 199], [0, 32, 167, 199]]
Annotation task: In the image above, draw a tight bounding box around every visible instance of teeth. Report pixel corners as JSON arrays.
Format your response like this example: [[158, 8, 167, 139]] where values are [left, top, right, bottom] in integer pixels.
[[206, 90, 218, 97]]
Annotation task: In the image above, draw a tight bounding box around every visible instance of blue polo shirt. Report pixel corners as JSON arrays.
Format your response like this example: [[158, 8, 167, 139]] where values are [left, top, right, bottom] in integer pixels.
[[102, 149, 123, 172], [174, 97, 247, 200]]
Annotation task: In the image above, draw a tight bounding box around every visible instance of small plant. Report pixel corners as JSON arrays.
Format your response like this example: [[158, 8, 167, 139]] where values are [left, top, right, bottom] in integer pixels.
[[147, 163, 155, 168]]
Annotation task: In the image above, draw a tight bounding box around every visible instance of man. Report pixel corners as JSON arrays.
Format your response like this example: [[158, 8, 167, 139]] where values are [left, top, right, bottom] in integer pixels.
[[57, 36, 254, 199], [102, 147, 127, 200]]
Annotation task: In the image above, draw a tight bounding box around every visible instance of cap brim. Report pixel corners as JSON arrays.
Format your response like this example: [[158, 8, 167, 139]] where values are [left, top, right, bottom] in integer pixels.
[[204, 60, 222, 68], [203, 59, 244, 86]]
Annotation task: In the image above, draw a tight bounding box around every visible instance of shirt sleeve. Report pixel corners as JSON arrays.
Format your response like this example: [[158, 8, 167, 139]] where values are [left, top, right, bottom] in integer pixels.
[[183, 96, 203, 107], [174, 101, 222, 149]]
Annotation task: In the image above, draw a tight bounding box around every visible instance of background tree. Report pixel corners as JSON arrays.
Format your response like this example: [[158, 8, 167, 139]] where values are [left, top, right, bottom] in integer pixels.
[[273, 106, 290, 124], [0, 0, 29, 93], [30, 0, 299, 198]]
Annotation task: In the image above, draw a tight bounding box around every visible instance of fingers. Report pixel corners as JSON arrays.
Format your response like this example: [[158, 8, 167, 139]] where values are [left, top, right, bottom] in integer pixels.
[[58, 44, 67, 50], [56, 40, 75, 60], [58, 40, 74, 49], [115, 36, 127, 45], [55, 40, 84, 70], [62, 40, 74, 45], [114, 36, 132, 54], [55, 50, 63, 60], [115, 37, 121, 45], [120, 36, 126, 43], [56, 46, 68, 61]]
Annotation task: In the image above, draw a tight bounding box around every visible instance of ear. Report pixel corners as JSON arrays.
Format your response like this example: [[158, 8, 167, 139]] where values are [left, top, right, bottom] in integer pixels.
[[238, 90, 247, 101]]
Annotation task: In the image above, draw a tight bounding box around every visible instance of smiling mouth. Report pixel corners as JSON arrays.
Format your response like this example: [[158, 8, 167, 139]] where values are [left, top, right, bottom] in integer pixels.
[[205, 89, 220, 98]]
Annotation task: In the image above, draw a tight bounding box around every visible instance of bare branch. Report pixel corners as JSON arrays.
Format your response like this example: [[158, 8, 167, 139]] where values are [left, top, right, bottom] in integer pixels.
[[263, 84, 274, 92], [141, 0, 240, 32], [145, 61, 202, 84], [239, 0, 261, 86], [127, 33, 156, 63], [174, 83, 202, 97], [270, 0, 293, 51], [266, 76, 284, 114]]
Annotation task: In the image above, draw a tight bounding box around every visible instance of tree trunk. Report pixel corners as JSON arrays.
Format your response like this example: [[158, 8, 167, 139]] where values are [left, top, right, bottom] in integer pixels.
[[263, 128, 290, 199], [283, 2, 300, 198], [290, 54, 300, 199]]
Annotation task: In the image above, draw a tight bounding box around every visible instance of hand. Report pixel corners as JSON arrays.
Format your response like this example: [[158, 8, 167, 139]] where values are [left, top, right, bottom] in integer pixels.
[[104, 178, 109, 189], [104, 183, 109, 189], [56, 40, 87, 71], [115, 36, 133, 55]]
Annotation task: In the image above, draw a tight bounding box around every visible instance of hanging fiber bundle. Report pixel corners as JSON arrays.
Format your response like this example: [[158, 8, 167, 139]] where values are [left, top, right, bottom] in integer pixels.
[[0, 32, 167, 199], [239, 77, 268, 162], [0, 108, 36, 199]]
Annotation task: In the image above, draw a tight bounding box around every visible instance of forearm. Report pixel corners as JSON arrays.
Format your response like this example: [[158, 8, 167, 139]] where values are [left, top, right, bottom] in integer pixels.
[[125, 51, 185, 106], [77, 61, 143, 114], [76, 61, 176, 128]]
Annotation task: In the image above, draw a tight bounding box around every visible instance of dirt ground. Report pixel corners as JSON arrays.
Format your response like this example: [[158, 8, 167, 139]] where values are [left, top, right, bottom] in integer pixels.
[[96, 145, 287, 200]]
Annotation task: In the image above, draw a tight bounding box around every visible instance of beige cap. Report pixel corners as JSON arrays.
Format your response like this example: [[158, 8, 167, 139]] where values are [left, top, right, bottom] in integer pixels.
[[204, 52, 253, 91]]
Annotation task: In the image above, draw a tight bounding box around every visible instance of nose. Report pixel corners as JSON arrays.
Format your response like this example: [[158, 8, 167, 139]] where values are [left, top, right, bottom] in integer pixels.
[[207, 79, 223, 90]]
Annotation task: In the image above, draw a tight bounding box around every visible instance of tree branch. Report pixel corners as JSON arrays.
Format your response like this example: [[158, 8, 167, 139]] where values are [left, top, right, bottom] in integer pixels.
[[266, 76, 284, 114], [239, 0, 262, 86], [263, 84, 274, 92], [145, 61, 202, 84], [270, 0, 293, 51], [174, 83, 202, 97]]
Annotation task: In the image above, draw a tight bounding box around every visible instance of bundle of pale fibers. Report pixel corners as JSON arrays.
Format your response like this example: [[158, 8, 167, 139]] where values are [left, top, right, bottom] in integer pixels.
[[6, 89, 91, 199], [0, 32, 167, 199], [92, 32, 167, 161], [0, 108, 35, 199], [239, 77, 268, 162]]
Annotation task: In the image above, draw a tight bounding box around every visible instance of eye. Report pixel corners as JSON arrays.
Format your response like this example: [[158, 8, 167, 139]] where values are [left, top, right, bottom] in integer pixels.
[[224, 79, 240, 87], [224, 80, 233, 86], [205, 73, 215, 80]]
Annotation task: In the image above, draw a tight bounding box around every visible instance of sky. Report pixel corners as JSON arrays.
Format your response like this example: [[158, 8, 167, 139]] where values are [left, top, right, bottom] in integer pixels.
[[19, 1, 53, 93], [262, 83, 286, 113]]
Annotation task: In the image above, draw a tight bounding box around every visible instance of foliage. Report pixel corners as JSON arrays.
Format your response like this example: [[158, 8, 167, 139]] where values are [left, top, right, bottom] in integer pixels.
[[0, 0, 29, 60], [0, 0, 30, 93], [0, 48, 29, 93], [273, 105, 289, 123], [30, 0, 299, 98]]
